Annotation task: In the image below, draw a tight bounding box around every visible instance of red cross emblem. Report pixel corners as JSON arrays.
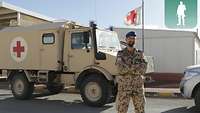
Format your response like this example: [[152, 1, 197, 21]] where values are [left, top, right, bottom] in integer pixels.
[[126, 10, 137, 25], [13, 41, 25, 58]]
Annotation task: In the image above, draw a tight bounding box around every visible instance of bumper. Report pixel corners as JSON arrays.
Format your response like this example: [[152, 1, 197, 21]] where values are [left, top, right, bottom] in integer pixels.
[[179, 79, 186, 97], [179, 77, 198, 98]]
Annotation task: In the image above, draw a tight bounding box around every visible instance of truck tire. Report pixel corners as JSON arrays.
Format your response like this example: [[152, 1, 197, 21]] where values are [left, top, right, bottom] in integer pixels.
[[47, 84, 64, 94], [11, 73, 34, 100], [80, 74, 111, 107], [195, 87, 200, 106]]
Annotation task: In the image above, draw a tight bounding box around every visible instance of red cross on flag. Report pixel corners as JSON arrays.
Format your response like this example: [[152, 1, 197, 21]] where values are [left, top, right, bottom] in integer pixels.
[[124, 7, 142, 26]]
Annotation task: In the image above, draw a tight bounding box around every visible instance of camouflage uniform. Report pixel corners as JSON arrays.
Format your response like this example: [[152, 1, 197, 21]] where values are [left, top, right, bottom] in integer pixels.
[[115, 47, 147, 113]]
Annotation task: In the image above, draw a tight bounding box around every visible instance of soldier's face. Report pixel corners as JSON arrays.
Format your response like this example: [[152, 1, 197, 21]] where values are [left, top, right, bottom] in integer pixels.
[[126, 36, 136, 47]]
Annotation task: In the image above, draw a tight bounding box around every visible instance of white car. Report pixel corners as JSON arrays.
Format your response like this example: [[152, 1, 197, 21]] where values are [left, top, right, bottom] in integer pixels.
[[180, 65, 200, 106]]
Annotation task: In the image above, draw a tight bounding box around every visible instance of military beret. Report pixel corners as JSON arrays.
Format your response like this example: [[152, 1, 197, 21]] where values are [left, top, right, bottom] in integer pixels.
[[126, 31, 136, 38]]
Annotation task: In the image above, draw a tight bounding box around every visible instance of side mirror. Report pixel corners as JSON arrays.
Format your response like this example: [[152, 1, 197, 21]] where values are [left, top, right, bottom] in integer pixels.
[[83, 32, 89, 43], [96, 51, 106, 60]]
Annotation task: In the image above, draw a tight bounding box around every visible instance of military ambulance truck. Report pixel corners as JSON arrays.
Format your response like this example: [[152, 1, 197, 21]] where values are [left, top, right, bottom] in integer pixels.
[[0, 21, 122, 106], [0, 21, 152, 106]]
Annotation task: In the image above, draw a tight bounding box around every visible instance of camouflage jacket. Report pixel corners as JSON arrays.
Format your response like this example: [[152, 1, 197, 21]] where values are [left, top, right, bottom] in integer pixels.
[[115, 48, 147, 76], [115, 48, 148, 91]]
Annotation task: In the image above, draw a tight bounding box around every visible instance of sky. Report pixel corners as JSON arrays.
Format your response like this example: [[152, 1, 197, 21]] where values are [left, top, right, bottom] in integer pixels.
[[0, 0, 199, 30]]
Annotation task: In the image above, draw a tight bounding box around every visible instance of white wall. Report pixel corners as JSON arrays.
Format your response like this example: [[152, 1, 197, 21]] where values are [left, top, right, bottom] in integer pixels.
[[114, 28, 196, 73]]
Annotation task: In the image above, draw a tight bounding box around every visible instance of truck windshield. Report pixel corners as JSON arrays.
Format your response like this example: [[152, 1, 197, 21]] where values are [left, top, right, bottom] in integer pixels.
[[96, 29, 121, 54]]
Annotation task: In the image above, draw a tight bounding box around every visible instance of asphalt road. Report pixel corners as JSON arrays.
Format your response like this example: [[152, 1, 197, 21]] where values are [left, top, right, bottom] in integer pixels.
[[0, 81, 199, 113], [0, 87, 199, 113]]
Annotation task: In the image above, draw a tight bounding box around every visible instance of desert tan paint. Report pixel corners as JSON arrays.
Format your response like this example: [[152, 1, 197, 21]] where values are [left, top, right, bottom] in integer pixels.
[[0, 22, 119, 77], [0, 29, 60, 70]]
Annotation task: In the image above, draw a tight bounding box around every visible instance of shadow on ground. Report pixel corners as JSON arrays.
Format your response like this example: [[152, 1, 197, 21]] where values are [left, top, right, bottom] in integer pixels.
[[0, 92, 112, 113], [162, 106, 200, 113], [0, 81, 112, 113]]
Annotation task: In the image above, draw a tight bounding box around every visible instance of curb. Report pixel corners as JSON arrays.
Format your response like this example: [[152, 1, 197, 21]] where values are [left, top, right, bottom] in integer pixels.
[[145, 88, 181, 98], [62, 87, 181, 98], [18, 85, 182, 98], [145, 92, 181, 98], [0, 77, 7, 82], [34, 85, 80, 94], [62, 86, 80, 94]]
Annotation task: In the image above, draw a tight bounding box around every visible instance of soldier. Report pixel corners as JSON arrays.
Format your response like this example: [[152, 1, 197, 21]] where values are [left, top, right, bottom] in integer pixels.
[[115, 31, 147, 113]]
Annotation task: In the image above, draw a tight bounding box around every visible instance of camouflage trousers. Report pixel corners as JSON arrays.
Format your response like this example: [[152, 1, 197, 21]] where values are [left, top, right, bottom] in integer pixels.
[[116, 90, 145, 113]]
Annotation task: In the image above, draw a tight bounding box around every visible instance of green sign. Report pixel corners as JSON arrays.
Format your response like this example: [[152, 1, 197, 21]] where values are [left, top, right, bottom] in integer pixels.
[[165, 0, 197, 29]]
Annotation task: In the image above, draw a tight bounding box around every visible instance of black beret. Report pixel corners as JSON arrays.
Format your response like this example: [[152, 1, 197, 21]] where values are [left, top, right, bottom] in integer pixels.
[[126, 31, 136, 38]]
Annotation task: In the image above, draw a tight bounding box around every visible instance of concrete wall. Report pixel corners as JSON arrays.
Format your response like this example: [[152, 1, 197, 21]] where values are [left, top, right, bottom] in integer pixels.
[[114, 28, 196, 73], [0, 7, 51, 27], [20, 14, 51, 26], [0, 7, 17, 27], [0, 7, 15, 14]]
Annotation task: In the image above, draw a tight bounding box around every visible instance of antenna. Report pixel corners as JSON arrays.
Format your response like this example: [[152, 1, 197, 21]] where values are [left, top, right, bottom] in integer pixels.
[[94, 0, 97, 23]]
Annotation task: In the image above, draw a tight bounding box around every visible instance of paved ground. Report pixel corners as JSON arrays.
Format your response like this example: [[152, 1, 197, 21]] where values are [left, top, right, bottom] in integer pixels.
[[1, 80, 200, 113], [0, 88, 199, 113]]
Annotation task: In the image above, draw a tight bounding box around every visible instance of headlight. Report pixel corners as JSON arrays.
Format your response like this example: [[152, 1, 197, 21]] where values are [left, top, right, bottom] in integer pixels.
[[184, 71, 199, 80]]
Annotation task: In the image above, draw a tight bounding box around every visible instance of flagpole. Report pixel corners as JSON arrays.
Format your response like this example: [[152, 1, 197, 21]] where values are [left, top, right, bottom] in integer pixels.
[[142, 0, 144, 52]]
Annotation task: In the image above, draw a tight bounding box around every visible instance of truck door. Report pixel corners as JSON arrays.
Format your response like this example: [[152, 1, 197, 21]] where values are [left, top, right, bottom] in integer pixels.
[[40, 32, 59, 70], [63, 30, 93, 72]]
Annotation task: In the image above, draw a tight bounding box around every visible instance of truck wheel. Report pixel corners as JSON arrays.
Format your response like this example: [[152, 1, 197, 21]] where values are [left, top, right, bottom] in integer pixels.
[[80, 74, 111, 107], [195, 87, 200, 106], [47, 84, 64, 94], [11, 73, 34, 100]]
